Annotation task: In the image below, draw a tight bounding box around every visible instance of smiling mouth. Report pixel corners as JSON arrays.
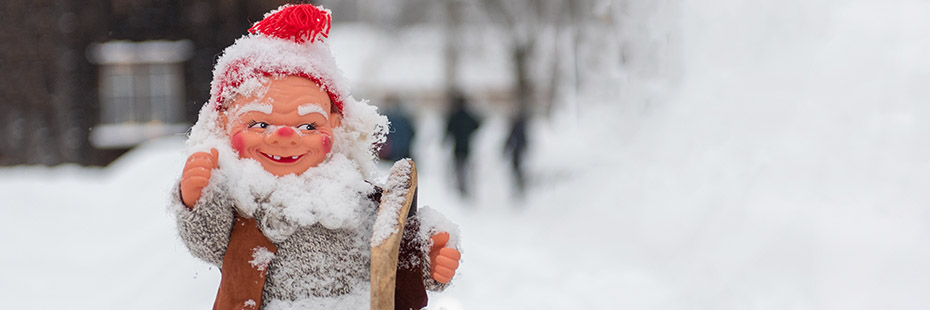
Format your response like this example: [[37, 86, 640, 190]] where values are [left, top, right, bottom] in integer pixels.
[[261, 152, 303, 163]]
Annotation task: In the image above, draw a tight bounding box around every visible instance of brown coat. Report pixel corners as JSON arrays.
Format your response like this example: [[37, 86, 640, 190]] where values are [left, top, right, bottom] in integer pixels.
[[212, 189, 428, 310]]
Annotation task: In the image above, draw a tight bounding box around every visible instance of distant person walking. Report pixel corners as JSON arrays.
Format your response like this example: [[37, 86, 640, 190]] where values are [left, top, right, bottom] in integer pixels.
[[504, 111, 529, 196], [379, 96, 416, 161], [444, 92, 481, 197]]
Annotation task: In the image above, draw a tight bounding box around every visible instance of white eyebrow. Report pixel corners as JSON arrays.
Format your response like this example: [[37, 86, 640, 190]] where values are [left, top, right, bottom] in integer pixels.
[[233, 102, 273, 118], [298, 104, 329, 120]]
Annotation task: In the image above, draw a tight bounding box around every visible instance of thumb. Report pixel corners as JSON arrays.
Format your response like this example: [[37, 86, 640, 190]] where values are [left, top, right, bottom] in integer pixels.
[[210, 148, 219, 168], [430, 232, 450, 252]]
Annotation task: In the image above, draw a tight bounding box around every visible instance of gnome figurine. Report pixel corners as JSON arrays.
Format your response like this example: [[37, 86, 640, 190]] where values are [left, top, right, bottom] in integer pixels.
[[169, 4, 461, 310]]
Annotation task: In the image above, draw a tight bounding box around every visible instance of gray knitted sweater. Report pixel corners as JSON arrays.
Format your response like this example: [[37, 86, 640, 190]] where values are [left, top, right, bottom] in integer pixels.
[[172, 182, 448, 308]]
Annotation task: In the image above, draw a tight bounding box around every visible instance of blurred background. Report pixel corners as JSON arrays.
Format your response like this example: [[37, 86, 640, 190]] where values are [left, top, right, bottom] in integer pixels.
[[0, 0, 666, 166], [2, 0, 930, 309]]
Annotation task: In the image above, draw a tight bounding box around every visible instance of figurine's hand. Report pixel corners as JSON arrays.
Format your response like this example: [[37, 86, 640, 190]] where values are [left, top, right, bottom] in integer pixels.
[[180, 148, 219, 209], [428, 232, 460, 283]]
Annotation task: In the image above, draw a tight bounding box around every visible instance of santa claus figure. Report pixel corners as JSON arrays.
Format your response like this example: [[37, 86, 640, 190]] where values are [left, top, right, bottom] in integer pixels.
[[169, 4, 461, 310]]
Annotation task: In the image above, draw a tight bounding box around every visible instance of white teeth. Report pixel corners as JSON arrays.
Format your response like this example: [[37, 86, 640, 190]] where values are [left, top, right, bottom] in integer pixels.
[[263, 153, 298, 161]]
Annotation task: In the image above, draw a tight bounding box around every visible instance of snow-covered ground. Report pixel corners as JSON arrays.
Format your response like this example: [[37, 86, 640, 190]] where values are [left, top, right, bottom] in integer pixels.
[[3, 0, 930, 309]]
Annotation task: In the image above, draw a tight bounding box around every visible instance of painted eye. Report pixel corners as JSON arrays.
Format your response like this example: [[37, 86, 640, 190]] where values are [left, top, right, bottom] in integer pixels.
[[248, 121, 269, 129], [297, 123, 317, 131]]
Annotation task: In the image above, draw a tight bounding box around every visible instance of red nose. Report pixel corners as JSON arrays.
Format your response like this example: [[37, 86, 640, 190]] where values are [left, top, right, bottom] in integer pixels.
[[276, 127, 295, 137]]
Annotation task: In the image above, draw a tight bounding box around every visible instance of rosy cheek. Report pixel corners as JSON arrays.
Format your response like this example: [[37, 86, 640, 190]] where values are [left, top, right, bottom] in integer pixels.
[[231, 132, 246, 154], [321, 134, 332, 154]]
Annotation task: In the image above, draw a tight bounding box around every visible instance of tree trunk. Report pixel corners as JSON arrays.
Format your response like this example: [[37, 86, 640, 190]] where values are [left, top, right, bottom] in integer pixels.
[[513, 43, 532, 114], [443, 0, 462, 96]]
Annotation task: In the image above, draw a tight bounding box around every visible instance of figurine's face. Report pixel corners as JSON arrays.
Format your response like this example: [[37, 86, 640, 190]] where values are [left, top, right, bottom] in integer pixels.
[[223, 76, 342, 176]]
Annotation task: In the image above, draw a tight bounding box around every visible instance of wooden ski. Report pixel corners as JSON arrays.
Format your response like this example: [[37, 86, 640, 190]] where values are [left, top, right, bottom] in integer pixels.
[[370, 159, 418, 310]]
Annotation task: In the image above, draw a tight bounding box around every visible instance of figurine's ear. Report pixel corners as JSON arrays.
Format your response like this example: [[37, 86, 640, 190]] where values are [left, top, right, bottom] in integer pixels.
[[330, 112, 342, 128]]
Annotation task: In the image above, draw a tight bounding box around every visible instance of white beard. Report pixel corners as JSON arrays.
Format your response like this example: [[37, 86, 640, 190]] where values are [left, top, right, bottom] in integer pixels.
[[184, 93, 388, 243], [211, 152, 376, 243]]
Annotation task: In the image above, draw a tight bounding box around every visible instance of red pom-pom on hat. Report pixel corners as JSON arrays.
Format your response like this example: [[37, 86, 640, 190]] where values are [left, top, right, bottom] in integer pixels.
[[211, 4, 345, 116], [248, 4, 331, 43]]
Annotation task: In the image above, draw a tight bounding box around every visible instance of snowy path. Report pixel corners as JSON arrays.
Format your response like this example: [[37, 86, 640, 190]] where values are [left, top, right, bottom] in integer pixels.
[[3, 0, 930, 309]]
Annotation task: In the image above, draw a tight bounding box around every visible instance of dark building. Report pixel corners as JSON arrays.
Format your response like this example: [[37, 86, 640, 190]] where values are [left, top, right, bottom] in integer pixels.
[[0, 0, 299, 166]]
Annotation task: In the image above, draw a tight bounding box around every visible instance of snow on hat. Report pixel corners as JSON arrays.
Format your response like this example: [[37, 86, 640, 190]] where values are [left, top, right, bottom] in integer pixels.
[[209, 4, 348, 115], [188, 4, 388, 178]]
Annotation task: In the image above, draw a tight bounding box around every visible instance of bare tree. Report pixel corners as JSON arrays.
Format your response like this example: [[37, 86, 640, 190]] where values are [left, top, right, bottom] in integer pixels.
[[469, 0, 678, 118], [444, 0, 464, 95], [475, 0, 563, 113], [465, 0, 610, 117]]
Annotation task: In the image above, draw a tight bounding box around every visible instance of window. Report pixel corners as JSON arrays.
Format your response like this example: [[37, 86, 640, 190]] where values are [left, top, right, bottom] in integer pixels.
[[88, 40, 193, 148]]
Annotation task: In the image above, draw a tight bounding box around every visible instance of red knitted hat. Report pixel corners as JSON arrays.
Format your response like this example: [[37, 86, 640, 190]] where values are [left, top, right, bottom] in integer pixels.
[[210, 4, 348, 115]]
